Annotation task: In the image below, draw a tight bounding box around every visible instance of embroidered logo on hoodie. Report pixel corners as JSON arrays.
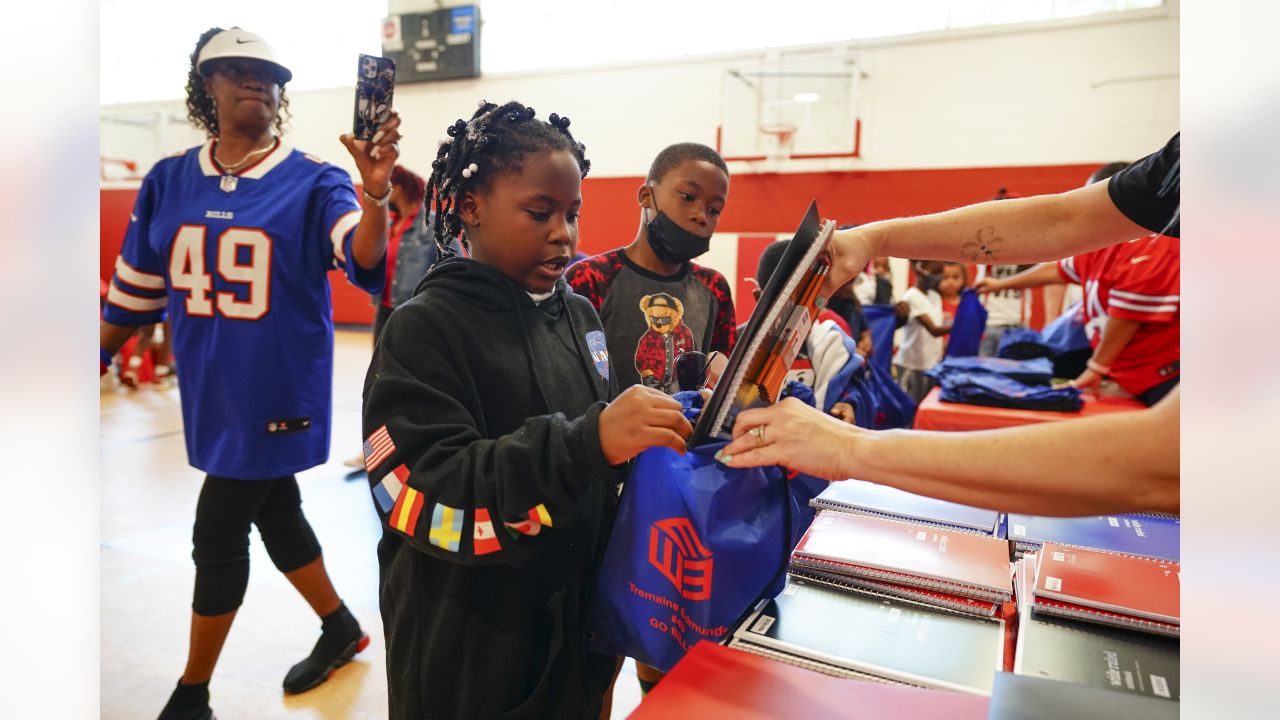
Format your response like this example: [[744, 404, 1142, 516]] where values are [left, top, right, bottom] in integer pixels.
[[586, 330, 610, 380]]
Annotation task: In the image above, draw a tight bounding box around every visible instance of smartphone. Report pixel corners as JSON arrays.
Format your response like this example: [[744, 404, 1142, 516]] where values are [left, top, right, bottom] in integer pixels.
[[353, 54, 396, 141]]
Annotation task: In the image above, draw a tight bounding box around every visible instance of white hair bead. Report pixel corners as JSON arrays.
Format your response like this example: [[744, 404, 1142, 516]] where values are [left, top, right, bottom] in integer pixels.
[[438, 137, 451, 147], [461, 162, 479, 179], [477, 98, 487, 108]]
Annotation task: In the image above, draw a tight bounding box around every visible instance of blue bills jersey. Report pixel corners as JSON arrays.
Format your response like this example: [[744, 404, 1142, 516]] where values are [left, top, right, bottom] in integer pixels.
[[103, 139, 385, 479]]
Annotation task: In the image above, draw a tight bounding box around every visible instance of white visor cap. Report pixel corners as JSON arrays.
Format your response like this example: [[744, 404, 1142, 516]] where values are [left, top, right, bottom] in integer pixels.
[[197, 28, 292, 84]]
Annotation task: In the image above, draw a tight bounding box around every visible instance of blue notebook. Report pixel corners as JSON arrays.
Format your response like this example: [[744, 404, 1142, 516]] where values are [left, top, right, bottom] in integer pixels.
[[1007, 514, 1179, 561], [811, 479, 1001, 535]]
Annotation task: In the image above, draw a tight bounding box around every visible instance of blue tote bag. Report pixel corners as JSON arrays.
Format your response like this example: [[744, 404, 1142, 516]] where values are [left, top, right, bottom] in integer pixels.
[[862, 303, 898, 372], [944, 289, 988, 358], [586, 442, 818, 672]]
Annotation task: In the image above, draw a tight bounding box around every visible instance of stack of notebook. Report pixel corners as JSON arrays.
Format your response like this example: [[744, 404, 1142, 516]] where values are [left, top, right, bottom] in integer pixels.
[[1030, 543, 1179, 637], [789, 510, 1013, 618], [1006, 513, 1179, 561], [1013, 605, 1179, 701], [1011, 549, 1179, 702], [729, 577, 1007, 695], [810, 479, 1002, 537]]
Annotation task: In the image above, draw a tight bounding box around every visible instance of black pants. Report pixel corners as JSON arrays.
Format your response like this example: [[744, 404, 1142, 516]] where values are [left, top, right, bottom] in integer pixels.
[[191, 475, 322, 616]]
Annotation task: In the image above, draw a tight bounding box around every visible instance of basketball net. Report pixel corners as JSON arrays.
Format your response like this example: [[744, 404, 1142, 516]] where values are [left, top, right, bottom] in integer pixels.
[[760, 123, 797, 162]]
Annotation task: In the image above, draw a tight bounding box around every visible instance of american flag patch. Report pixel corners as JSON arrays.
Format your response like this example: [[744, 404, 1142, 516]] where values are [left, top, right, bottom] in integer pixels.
[[363, 425, 395, 472]]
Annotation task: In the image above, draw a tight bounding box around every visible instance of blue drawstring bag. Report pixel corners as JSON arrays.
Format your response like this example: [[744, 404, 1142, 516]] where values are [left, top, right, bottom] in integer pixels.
[[944, 289, 988, 358], [938, 372, 1083, 412], [586, 392, 823, 671], [863, 359, 917, 429], [1040, 301, 1092, 379], [586, 442, 810, 672], [862, 303, 899, 373], [928, 356, 1055, 386], [996, 327, 1052, 360], [1040, 302, 1090, 355]]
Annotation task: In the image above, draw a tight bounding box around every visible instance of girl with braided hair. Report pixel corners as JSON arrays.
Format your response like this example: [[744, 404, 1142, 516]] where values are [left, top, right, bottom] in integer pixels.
[[362, 100, 692, 719]]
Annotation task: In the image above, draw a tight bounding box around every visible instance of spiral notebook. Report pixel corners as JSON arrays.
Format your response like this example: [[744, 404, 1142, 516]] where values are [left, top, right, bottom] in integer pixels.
[[632, 641, 990, 720], [730, 577, 1005, 695], [789, 566, 1001, 618], [790, 510, 1013, 603], [1014, 610, 1179, 701], [1031, 543, 1179, 637], [1007, 513, 1179, 562], [689, 201, 832, 445], [810, 479, 1002, 536]]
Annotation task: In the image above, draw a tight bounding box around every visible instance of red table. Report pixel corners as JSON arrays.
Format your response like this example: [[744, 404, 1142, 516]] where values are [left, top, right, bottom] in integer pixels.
[[912, 387, 1144, 432]]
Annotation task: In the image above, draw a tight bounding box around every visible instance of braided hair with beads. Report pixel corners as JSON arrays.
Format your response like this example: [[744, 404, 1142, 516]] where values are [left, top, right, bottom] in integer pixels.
[[425, 100, 590, 259]]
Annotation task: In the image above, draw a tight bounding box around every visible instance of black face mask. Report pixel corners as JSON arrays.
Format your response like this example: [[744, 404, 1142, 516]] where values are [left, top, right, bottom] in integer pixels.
[[645, 191, 711, 265]]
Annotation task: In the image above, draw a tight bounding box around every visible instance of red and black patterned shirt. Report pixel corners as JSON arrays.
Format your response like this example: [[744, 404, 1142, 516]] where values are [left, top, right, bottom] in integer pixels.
[[567, 248, 736, 393]]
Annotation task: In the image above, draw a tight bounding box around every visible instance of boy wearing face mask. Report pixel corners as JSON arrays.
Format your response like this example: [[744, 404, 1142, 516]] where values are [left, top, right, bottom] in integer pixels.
[[568, 143, 736, 395], [895, 260, 953, 404]]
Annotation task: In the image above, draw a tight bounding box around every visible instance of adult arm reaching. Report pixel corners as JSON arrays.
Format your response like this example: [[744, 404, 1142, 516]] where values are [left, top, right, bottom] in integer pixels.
[[716, 387, 1179, 517], [824, 180, 1151, 298]]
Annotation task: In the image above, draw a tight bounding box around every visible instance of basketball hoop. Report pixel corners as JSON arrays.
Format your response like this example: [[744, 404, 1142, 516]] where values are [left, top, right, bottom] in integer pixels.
[[760, 123, 798, 161]]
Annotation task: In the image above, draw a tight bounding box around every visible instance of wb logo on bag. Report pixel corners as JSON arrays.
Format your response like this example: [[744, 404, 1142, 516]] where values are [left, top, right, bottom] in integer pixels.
[[648, 518, 713, 601]]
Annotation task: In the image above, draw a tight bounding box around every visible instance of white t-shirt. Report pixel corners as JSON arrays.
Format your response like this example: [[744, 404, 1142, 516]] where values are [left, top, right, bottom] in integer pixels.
[[981, 264, 1029, 326], [895, 286, 944, 371], [852, 269, 877, 305]]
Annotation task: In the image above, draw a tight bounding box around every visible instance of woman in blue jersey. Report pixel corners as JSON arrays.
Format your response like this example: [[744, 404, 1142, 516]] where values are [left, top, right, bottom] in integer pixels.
[[99, 27, 400, 719]]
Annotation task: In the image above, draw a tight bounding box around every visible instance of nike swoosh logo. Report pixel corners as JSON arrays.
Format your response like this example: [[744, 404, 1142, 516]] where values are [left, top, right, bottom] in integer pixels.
[[1130, 255, 1149, 264], [235, 38, 256, 44], [130, 213, 137, 222]]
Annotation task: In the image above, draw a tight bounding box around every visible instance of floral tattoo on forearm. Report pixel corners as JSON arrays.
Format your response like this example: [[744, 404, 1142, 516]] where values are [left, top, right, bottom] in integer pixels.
[[962, 227, 1004, 262]]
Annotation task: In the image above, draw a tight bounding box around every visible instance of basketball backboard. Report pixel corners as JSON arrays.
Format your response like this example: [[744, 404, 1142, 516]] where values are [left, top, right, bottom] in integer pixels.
[[718, 51, 862, 164]]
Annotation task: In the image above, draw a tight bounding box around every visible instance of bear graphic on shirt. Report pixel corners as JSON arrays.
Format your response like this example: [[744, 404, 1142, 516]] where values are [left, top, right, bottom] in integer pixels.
[[635, 292, 694, 393]]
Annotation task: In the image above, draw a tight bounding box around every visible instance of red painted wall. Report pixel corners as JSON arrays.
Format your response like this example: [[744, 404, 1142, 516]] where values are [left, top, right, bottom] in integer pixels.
[[101, 163, 1093, 326]]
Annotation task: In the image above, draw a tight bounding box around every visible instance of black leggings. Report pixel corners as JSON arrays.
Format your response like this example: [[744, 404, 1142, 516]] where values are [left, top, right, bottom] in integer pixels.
[[191, 475, 322, 616]]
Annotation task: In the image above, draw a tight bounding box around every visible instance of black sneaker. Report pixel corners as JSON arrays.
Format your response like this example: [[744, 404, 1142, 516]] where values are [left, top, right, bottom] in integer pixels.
[[157, 680, 216, 720], [282, 604, 369, 694]]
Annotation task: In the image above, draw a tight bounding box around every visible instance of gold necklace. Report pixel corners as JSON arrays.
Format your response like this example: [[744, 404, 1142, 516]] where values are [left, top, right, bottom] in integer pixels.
[[215, 138, 276, 173]]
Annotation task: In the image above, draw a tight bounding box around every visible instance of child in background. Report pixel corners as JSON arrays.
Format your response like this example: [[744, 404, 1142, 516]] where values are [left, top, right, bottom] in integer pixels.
[[567, 143, 736, 395], [895, 260, 952, 403], [938, 262, 967, 351], [754, 240, 863, 423], [872, 256, 894, 304], [566, 143, 733, 697], [362, 101, 692, 719]]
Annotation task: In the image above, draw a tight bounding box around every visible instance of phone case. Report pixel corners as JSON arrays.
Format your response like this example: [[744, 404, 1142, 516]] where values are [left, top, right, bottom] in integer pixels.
[[353, 54, 396, 141]]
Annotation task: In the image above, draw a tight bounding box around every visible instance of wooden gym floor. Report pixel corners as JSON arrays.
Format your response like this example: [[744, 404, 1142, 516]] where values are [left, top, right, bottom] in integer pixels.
[[100, 328, 643, 719]]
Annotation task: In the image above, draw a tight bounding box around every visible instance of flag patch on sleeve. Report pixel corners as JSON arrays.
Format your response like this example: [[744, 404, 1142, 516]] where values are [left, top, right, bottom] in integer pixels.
[[372, 464, 409, 514], [429, 503, 464, 552], [473, 508, 501, 555], [363, 425, 396, 472], [390, 486, 425, 537], [504, 503, 553, 538]]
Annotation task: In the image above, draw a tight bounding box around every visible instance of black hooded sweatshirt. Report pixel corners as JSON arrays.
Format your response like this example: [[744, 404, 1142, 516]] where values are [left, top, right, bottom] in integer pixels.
[[363, 257, 621, 719]]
